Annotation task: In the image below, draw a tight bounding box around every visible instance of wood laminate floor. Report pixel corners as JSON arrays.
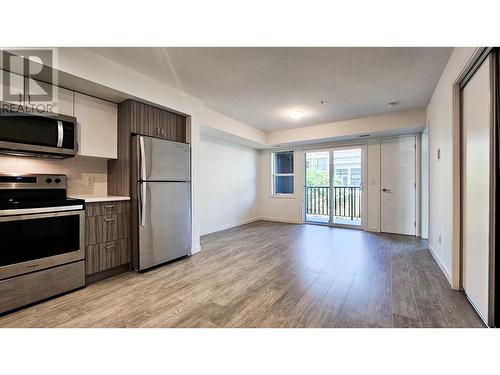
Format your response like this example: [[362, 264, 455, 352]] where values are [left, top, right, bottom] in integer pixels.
[[0, 221, 484, 328]]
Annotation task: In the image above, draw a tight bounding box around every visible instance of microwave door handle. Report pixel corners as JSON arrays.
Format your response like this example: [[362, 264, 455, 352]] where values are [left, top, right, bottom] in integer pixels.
[[57, 120, 63, 147]]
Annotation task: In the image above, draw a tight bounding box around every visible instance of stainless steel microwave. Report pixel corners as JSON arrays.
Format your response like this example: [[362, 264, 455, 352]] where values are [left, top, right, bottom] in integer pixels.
[[0, 106, 77, 158]]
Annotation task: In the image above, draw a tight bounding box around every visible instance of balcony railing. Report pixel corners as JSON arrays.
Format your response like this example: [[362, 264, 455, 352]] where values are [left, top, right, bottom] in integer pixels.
[[306, 186, 361, 220]]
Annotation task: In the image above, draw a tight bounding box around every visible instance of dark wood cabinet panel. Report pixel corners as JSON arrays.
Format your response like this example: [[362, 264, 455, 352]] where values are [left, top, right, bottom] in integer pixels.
[[86, 239, 130, 275], [108, 99, 188, 197], [128, 99, 185, 140], [84, 201, 131, 278], [86, 201, 130, 217], [86, 212, 129, 246]]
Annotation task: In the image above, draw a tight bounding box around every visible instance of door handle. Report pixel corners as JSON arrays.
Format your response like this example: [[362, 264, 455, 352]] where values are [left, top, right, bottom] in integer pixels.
[[139, 182, 147, 227], [382, 188, 391, 192], [57, 120, 64, 147], [138, 136, 147, 227], [139, 136, 146, 181]]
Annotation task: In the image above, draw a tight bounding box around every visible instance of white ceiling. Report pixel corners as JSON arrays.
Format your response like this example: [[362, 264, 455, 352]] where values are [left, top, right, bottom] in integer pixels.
[[88, 47, 452, 132]]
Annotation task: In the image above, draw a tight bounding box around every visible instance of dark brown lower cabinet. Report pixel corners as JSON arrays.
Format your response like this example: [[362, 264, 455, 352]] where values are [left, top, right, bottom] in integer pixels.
[[85, 201, 131, 283], [86, 239, 129, 275]]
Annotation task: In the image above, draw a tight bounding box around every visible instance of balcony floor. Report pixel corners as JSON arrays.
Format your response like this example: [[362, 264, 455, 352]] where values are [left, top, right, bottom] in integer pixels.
[[306, 214, 362, 226]]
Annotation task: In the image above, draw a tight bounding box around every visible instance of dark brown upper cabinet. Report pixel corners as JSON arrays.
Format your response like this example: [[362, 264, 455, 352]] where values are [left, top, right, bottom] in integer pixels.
[[125, 100, 186, 141]]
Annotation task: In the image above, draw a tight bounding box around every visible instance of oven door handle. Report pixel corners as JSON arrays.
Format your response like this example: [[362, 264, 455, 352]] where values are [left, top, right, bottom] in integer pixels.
[[57, 120, 64, 148], [0, 205, 84, 218]]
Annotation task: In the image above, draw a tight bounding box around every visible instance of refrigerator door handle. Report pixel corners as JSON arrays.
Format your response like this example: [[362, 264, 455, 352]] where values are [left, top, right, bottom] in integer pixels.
[[140, 182, 147, 227], [139, 136, 146, 181]]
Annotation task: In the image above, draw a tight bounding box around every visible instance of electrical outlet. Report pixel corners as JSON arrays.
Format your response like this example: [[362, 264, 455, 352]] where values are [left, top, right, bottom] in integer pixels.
[[84, 175, 95, 186]]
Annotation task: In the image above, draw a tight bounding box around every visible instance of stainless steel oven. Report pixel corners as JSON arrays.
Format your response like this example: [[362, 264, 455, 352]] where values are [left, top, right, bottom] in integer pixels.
[[0, 209, 85, 280], [0, 174, 85, 314]]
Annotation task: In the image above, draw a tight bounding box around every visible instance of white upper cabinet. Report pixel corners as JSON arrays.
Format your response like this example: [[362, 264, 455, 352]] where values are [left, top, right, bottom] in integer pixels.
[[0, 69, 25, 105], [74, 92, 117, 159], [25, 79, 74, 117]]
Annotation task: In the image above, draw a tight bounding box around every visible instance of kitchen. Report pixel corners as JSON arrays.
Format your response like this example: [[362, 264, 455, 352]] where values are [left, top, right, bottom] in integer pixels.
[[0, 52, 193, 313]]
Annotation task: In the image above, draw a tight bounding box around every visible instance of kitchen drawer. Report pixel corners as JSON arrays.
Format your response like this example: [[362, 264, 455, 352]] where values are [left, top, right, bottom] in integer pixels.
[[86, 239, 129, 275], [86, 201, 129, 217], [85, 212, 129, 245], [0, 260, 85, 314]]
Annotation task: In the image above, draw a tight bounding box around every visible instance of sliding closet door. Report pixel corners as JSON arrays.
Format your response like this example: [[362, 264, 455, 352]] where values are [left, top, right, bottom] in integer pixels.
[[461, 55, 492, 324]]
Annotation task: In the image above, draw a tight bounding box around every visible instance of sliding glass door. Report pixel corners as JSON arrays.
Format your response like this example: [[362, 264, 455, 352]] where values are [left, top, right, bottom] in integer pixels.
[[305, 151, 330, 223], [305, 146, 363, 227]]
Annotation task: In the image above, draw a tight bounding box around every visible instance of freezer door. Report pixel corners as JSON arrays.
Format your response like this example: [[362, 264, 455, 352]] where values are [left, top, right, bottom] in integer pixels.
[[136, 135, 190, 181], [137, 181, 191, 270]]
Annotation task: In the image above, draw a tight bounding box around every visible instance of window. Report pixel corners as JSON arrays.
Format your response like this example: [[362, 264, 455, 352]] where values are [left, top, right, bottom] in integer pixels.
[[334, 168, 348, 186], [272, 151, 294, 195], [350, 168, 361, 186]]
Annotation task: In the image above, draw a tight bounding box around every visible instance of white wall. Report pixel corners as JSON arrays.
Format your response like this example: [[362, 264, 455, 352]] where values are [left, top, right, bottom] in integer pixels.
[[267, 108, 426, 146], [199, 134, 259, 234], [421, 127, 429, 239], [366, 139, 381, 232], [258, 149, 304, 223], [258, 136, 405, 230], [426, 47, 477, 283]]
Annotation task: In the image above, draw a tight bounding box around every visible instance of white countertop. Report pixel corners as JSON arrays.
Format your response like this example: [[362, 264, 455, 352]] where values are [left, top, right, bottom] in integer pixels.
[[69, 195, 130, 203]]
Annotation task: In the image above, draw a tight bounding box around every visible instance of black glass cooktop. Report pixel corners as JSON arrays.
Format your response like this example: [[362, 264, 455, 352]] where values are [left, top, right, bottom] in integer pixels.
[[0, 189, 84, 211]]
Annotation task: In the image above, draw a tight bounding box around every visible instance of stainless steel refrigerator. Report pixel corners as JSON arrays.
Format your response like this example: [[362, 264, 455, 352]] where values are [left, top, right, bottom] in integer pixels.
[[131, 135, 191, 271]]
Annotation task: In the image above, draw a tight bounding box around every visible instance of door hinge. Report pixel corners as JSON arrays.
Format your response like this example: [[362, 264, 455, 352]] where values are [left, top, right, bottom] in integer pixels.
[[414, 221, 416, 227], [414, 182, 416, 188]]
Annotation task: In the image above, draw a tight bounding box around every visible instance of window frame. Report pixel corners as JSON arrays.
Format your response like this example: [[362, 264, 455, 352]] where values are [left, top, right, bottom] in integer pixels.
[[271, 150, 295, 197]]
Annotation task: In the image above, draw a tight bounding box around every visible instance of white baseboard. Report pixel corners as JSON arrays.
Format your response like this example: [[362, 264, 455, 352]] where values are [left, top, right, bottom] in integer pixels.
[[428, 243, 453, 287], [191, 245, 201, 254], [200, 217, 260, 236], [258, 216, 303, 224]]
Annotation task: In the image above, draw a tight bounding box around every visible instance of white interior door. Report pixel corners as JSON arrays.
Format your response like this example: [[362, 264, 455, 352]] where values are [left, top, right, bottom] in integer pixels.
[[461, 56, 491, 324], [380, 136, 416, 235]]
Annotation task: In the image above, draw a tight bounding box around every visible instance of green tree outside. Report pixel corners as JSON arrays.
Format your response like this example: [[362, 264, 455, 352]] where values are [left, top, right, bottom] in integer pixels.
[[306, 170, 342, 186]]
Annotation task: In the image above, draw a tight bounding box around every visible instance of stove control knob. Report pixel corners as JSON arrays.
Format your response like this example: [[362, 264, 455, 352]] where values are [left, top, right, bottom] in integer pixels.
[[54, 178, 61, 184], [46, 178, 53, 183]]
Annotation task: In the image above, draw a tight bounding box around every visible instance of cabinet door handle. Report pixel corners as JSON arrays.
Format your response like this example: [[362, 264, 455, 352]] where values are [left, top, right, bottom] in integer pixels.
[[104, 218, 115, 223], [105, 245, 115, 249], [19, 93, 22, 103], [104, 204, 115, 209]]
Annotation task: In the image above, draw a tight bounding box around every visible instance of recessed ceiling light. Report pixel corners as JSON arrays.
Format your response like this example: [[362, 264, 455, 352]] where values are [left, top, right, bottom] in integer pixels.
[[289, 110, 304, 120], [385, 101, 399, 108]]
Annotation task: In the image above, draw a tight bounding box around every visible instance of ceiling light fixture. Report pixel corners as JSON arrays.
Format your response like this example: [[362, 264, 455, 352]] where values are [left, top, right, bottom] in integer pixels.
[[385, 101, 399, 108], [289, 110, 304, 120]]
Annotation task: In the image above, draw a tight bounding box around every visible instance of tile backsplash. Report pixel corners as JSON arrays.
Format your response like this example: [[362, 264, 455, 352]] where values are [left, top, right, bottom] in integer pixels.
[[0, 154, 108, 195]]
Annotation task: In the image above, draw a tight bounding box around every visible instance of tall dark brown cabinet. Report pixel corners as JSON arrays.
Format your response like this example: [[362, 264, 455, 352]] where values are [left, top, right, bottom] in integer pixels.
[[101, 99, 187, 281]]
